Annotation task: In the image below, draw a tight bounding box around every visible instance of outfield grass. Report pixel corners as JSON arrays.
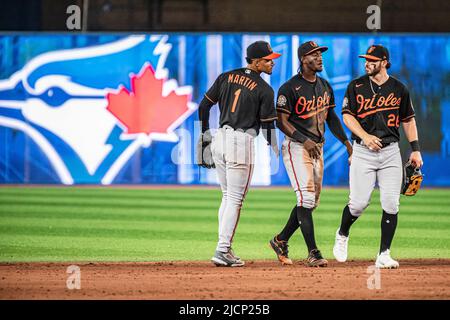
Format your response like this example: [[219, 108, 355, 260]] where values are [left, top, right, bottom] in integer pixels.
[[0, 186, 449, 262]]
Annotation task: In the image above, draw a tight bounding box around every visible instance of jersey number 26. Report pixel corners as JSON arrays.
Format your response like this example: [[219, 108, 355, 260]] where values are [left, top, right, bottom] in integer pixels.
[[387, 114, 400, 127]]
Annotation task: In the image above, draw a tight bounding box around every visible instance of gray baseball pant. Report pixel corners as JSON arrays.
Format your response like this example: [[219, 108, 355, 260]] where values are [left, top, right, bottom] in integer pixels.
[[211, 126, 255, 253], [348, 142, 403, 217]]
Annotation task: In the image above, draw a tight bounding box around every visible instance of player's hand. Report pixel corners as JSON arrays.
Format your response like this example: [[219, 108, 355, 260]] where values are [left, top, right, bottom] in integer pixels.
[[303, 139, 321, 159], [409, 151, 423, 168], [345, 140, 353, 165], [362, 134, 383, 151]]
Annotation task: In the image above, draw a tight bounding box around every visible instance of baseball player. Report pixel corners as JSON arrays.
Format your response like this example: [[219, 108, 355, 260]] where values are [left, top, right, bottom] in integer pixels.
[[269, 41, 352, 267], [332, 44, 423, 268], [197, 41, 281, 267]]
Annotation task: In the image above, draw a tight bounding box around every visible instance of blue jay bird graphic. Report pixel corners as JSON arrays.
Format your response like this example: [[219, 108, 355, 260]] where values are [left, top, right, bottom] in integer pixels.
[[0, 35, 195, 184]]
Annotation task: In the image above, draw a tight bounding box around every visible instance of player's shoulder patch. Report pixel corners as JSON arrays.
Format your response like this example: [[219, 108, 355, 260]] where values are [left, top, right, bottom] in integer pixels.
[[277, 94, 287, 107], [342, 96, 349, 108]]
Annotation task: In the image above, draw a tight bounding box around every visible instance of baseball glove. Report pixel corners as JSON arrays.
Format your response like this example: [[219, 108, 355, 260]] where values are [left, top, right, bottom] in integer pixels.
[[196, 131, 215, 169], [401, 161, 423, 196]]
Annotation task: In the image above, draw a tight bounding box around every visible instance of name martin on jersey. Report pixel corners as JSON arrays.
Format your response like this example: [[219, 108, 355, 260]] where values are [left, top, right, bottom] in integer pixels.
[[227, 73, 258, 91]]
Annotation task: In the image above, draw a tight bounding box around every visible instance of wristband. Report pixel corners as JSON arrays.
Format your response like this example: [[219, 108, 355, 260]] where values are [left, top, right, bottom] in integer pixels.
[[410, 140, 420, 152]]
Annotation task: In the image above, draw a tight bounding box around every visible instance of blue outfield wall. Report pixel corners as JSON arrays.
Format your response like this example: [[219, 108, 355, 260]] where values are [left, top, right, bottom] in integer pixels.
[[0, 33, 449, 186]]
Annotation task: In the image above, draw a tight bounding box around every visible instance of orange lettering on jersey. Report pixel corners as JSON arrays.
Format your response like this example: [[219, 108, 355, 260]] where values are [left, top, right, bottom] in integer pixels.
[[226, 74, 258, 91], [376, 95, 385, 106], [248, 81, 257, 91], [295, 92, 332, 119], [356, 93, 402, 118]]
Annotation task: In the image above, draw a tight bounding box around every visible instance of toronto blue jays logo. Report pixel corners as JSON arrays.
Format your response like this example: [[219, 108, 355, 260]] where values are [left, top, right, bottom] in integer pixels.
[[0, 35, 196, 184]]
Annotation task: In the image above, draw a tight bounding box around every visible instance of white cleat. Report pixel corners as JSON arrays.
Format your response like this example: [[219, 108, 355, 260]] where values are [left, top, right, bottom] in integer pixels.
[[333, 228, 349, 262], [375, 249, 399, 269]]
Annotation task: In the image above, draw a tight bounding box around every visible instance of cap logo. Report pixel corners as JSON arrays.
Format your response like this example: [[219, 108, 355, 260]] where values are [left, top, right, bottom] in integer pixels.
[[310, 41, 318, 48], [267, 43, 273, 53], [368, 46, 376, 54]]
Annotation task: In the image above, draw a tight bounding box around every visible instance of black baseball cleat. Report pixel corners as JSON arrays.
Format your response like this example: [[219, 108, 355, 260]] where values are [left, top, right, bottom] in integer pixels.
[[269, 236, 293, 265], [305, 249, 328, 267]]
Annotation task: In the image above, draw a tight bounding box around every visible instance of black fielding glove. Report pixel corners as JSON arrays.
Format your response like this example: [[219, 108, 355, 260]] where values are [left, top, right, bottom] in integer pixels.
[[196, 131, 215, 169]]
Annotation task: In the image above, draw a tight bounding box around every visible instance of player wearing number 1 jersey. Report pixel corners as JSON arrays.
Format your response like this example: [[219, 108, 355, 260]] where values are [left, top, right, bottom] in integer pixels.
[[332, 45, 423, 268], [197, 41, 281, 267]]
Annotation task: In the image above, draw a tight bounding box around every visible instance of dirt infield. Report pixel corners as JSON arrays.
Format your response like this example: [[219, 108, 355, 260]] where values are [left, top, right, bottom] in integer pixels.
[[0, 259, 449, 300]]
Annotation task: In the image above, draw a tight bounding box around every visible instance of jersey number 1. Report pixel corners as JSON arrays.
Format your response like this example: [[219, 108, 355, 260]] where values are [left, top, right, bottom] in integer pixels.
[[231, 89, 241, 113]]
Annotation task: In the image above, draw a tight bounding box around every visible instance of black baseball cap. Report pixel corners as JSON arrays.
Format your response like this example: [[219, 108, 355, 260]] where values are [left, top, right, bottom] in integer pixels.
[[246, 41, 281, 60], [298, 41, 328, 59], [359, 44, 390, 61]]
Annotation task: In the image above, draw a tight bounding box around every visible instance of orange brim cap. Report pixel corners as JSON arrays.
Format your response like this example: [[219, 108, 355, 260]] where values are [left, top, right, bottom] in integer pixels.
[[262, 52, 282, 59], [359, 54, 383, 61]]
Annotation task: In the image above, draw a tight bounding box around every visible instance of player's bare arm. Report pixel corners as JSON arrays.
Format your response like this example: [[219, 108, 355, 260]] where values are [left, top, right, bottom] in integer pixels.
[[276, 111, 320, 159], [343, 113, 383, 151], [402, 117, 423, 168]]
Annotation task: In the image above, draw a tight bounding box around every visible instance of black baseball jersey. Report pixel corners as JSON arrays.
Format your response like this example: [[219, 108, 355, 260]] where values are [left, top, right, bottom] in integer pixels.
[[204, 68, 277, 135], [342, 75, 415, 144], [276, 74, 335, 143]]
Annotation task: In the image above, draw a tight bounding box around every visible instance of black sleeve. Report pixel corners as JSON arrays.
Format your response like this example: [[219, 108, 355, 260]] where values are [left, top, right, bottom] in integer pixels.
[[204, 74, 222, 104], [198, 96, 215, 133], [276, 84, 294, 115], [399, 86, 415, 122], [326, 108, 349, 144], [329, 82, 336, 109], [260, 87, 277, 122], [341, 82, 358, 116], [199, 74, 222, 133]]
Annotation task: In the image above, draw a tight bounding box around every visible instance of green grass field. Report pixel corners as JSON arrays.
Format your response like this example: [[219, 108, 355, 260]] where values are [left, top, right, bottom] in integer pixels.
[[0, 186, 449, 262]]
